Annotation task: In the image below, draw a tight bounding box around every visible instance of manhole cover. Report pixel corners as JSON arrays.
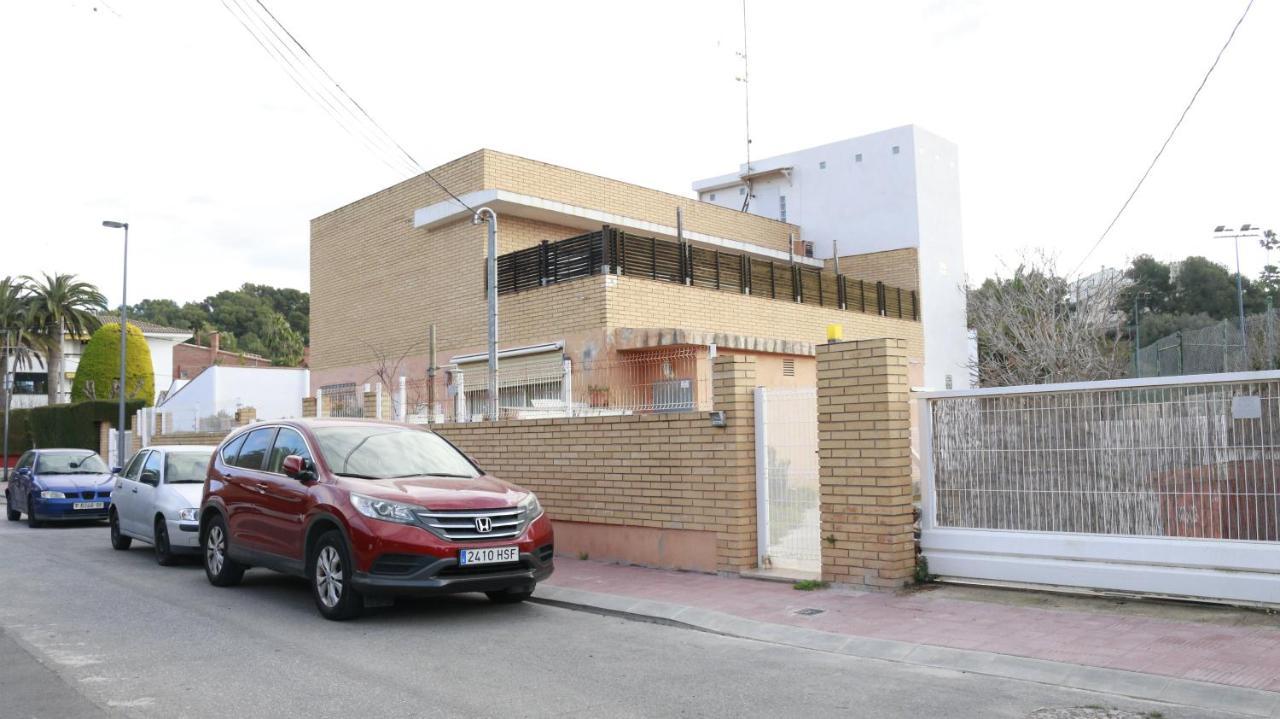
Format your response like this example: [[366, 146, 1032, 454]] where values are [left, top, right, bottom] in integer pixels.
[[1027, 708, 1157, 719], [794, 608, 824, 616]]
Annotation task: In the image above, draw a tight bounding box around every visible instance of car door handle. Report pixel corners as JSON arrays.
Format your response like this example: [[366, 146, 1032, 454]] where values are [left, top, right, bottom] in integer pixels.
[[131, 488, 138, 494]]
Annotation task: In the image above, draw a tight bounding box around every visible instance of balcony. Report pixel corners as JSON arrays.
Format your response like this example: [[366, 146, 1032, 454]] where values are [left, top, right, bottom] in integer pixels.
[[493, 229, 920, 321]]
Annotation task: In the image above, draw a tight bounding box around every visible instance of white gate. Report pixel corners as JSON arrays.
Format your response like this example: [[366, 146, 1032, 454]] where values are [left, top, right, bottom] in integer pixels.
[[918, 371, 1280, 606], [754, 387, 820, 574]]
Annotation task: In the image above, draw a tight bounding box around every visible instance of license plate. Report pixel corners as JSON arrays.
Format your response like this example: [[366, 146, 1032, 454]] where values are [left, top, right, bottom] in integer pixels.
[[73, 502, 105, 510], [459, 546, 519, 566]]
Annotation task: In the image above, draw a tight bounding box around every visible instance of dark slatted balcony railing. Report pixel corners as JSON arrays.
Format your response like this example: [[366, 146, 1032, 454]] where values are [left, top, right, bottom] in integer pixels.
[[491, 228, 919, 321]]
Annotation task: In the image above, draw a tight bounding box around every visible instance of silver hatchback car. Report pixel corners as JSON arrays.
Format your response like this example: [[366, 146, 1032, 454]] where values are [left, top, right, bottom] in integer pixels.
[[109, 445, 217, 565]]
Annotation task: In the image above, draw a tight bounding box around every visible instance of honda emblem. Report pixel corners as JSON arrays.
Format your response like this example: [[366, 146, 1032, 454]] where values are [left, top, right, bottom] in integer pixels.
[[474, 516, 493, 533]]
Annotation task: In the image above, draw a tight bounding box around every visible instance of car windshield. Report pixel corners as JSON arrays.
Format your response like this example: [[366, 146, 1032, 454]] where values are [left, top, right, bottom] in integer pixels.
[[165, 451, 213, 483], [311, 426, 479, 480], [35, 452, 108, 475]]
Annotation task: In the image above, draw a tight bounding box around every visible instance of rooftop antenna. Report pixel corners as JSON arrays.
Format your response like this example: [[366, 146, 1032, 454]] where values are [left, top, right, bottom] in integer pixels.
[[736, 0, 752, 212]]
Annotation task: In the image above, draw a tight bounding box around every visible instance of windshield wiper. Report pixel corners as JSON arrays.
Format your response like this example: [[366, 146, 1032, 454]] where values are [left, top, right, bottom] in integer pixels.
[[333, 472, 384, 480]]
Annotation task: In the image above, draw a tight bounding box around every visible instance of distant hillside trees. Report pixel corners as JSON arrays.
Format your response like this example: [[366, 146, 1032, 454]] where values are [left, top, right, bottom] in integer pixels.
[[129, 283, 308, 366]]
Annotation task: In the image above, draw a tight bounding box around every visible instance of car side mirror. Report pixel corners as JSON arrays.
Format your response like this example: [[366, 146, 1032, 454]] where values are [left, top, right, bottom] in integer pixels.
[[15, 467, 30, 477], [140, 470, 159, 486], [111, 466, 123, 475], [281, 455, 315, 482]]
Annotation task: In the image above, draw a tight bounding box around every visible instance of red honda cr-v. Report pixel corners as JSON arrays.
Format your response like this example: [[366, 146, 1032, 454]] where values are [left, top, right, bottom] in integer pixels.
[[199, 418, 553, 620]]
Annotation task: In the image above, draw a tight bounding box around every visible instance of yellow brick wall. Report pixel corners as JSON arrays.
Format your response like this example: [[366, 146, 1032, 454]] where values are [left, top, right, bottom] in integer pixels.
[[826, 248, 920, 293], [606, 275, 925, 360], [816, 339, 916, 589], [436, 355, 759, 572], [311, 152, 488, 372], [483, 150, 798, 253]]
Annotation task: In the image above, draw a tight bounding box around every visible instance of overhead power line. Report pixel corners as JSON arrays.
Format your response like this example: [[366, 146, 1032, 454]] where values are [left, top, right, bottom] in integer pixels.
[[1070, 0, 1255, 277], [218, 0, 477, 215]]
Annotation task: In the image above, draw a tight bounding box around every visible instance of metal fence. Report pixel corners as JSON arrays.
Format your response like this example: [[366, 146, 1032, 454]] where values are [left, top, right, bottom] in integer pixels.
[[494, 229, 920, 321], [154, 407, 239, 434], [318, 382, 363, 418], [1137, 311, 1280, 377], [357, 349, 712, 424], [924, 374, 1280, 542]]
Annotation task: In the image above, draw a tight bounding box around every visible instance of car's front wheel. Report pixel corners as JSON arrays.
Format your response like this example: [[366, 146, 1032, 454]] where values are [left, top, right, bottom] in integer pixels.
[[4, 492, 19, 522], [486, 585, 535, 604], [203, 515, 245, 586], [25, 500, 40, 529], [109, 509, 132, 550], [154, 518, 178, 566], [310, 531, 363, 621]]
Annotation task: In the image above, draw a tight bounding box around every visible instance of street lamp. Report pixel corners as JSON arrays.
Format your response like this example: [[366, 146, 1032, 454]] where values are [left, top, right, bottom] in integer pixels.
[[102, 220, 129, 469], [1214, 224, 1262, 369]]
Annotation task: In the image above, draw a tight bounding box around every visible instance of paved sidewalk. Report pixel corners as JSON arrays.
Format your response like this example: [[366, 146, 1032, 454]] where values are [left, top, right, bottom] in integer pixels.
[[543, 559, 1280, 717]]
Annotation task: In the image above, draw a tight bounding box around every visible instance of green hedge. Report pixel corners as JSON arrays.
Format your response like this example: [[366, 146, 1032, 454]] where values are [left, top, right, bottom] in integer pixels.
[[4, 400, 143, 453], [4, 408, 30, 454]]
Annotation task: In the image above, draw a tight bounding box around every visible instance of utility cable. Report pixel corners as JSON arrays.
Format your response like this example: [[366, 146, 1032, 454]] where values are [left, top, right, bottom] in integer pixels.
[[1071, 0, 1255, 277]]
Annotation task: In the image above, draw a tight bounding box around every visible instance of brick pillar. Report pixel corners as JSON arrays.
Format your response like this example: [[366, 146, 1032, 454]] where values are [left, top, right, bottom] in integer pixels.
[[98, 421, 112, 461], [711, 354, 757, 573], [301, 397, 317, 417], [234, 406, 257, 425], [363, 391, 378, 419], [817, 338, 915, 589]]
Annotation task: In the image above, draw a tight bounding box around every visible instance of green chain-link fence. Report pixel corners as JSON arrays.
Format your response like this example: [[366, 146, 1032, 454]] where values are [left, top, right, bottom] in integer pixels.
[[1136, 310, 1280, 377]]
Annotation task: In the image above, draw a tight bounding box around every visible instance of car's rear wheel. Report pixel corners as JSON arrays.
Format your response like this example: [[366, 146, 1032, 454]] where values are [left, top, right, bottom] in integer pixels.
[[486, 585, 535, 604], [203, 516, 245, 586], [5, 492, 19, 521], [311, 531, 363, 621], [154, 518, 177, 566], [109, 509, 132, 550]]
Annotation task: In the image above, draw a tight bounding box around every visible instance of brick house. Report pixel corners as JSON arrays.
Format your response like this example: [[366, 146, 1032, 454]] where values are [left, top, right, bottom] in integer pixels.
[[172, 333, 272, 382], [309, 149, 925, 418]]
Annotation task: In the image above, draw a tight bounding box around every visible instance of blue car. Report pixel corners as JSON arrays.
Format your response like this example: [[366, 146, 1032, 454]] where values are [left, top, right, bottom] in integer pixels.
[[5, 448, 114, 527]]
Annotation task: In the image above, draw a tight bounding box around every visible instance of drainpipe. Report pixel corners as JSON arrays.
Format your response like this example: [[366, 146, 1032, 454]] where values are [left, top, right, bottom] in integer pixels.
[[475, 207, 499, 421]]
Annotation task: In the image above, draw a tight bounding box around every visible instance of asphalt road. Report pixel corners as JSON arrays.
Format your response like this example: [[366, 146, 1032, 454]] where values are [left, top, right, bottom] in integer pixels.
[[0, 517, 1249, 719]]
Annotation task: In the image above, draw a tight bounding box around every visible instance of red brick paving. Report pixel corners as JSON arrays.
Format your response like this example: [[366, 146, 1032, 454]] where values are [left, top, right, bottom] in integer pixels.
[[547, 560, 1280, 693]]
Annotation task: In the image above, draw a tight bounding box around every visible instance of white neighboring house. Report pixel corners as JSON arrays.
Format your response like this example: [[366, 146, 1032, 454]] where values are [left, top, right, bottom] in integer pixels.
[[693, 125, 971, 390], [9, 315, 191, 409], [156, 365, 310, 432]]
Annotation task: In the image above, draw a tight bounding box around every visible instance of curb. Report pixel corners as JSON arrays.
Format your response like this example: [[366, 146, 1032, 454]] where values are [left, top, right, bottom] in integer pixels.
[[534, 584, 1280, 718]]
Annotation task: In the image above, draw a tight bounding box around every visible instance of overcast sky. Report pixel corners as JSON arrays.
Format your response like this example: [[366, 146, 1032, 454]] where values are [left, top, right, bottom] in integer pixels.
[[2, 0, 1276, 307]]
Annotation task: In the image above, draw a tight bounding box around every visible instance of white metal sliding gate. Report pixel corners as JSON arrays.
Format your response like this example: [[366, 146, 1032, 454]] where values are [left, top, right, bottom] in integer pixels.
[[754, 387, 820, 574], [918, 371, 1280, 605]]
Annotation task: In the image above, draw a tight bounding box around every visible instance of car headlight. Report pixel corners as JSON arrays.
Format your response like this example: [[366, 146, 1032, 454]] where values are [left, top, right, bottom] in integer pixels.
[[39, 490, 66, 499], [350, 494, 418, 524], [177, 508, 199, 522], [519, 493, 544, 522]]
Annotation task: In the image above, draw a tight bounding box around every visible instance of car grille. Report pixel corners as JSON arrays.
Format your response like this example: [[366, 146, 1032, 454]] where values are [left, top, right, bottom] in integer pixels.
[[415, 507, 524, 541]]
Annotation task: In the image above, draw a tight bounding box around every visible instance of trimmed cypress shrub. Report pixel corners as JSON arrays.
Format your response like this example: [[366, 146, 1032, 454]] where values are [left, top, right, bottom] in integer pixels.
[[71, 322, 154, 406]]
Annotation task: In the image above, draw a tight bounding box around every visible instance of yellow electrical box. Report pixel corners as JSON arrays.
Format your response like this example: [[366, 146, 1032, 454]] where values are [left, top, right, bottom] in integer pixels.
[[826, 324, 843, 342]]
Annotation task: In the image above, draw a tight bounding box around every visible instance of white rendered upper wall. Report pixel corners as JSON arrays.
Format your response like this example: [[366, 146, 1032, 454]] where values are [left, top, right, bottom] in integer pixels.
[[693, 125, 953, 257], [693, 125, 971, 389]]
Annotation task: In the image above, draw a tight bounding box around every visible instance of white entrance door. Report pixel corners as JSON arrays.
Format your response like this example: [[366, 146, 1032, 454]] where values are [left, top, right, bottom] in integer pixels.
[[754, 387, 820, 574]]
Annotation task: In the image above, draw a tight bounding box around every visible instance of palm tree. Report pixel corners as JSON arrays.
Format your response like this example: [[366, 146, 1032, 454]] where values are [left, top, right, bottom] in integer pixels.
[[0, 276, 41, 408], [22, 273, 107, 404]]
